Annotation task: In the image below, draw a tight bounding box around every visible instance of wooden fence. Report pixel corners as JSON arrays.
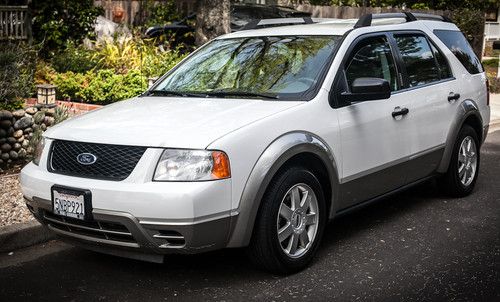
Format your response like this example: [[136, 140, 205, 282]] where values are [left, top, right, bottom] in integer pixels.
[[0, 6, 31, 41]]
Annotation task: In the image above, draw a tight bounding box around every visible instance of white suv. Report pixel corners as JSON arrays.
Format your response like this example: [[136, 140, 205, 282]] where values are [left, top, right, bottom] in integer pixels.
[[21, 13, 490, 273]]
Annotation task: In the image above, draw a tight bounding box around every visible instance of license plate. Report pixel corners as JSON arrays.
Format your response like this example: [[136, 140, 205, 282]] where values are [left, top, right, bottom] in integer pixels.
[[52, 186, 91, 220]]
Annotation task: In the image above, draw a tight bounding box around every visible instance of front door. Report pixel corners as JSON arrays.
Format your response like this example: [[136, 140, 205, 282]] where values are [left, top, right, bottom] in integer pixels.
[[332, 34, 413, 208]]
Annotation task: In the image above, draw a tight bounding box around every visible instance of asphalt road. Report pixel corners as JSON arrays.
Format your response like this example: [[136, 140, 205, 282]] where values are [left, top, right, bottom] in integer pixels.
[[1, 131, 499, 302]]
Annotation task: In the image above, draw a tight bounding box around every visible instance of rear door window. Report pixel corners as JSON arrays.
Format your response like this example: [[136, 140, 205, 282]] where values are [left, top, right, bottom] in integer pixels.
[[394, 34, 440, 88], [433, 30, 483, 74]]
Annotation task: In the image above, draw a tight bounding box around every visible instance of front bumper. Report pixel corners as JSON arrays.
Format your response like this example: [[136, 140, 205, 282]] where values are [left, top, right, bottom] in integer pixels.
[[21, 155, 235, 261]]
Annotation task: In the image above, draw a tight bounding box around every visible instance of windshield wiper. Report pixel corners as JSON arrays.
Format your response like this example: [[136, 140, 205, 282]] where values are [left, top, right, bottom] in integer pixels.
[[145, 90, 208, 98], [205, 91, 279, 100]]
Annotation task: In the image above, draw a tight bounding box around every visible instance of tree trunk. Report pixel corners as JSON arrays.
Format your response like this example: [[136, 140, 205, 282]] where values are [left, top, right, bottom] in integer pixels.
[[195, 0, 230, 46]]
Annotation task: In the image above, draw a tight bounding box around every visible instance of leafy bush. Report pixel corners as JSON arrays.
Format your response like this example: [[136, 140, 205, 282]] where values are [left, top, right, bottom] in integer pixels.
[[0, 43, 36, 110], [51, 42, 97, 73], [52, 72, 88, 100], [31, 0, 104, 56]]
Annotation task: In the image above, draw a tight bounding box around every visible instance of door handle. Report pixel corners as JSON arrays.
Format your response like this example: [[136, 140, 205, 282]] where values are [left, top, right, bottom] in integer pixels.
[[448, 92, 460, 102], [392, 106, 409, 118]]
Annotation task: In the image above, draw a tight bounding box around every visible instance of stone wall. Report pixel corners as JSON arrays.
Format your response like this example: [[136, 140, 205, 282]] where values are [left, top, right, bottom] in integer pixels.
[[0, 107, 55, 166]]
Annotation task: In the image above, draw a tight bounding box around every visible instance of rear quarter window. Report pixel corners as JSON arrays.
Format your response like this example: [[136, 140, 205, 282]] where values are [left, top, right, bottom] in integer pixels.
[[433, 30, 483, 74]]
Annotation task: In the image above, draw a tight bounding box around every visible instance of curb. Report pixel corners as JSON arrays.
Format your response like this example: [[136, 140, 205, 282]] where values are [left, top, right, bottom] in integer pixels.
[[0, 221, 55, 253]]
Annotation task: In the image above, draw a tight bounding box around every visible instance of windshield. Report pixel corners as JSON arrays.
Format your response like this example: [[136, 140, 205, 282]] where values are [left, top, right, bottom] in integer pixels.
[[152, 35, 341, 100]]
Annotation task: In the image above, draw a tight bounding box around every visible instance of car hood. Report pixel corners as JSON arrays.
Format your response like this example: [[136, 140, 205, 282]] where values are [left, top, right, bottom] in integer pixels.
[[44, 97, 303, 149]]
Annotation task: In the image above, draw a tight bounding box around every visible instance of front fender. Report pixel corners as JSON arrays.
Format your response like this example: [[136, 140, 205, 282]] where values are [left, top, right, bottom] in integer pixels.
[[226, 131, 339, 247]]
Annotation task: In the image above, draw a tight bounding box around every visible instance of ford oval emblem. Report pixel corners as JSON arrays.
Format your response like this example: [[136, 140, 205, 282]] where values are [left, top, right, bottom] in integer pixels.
[[76, 153, 97, 165]]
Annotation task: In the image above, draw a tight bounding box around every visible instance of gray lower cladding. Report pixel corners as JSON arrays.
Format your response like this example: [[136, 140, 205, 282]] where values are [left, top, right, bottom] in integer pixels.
[[337, 146, 445, 209], [24, 196, 233, 262]]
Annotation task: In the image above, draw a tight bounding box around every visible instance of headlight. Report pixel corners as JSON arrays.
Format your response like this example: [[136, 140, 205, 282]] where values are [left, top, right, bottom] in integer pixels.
[[32, 137, 45, 166], [153, 149, 230, 181]]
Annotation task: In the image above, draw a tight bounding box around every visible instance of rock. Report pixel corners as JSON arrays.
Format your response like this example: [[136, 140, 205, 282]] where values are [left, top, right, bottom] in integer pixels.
[[41, 124, 47, 131], [9, 150, 18, 160], [27, 147, 33, 153], [0, 110, 13, 120], [22, 140, 29, 148], [12, 109, 25, 118], [0, 159, 3, 165], [25, 107, 38, 115], [7, 127, 14, 136], [13, 129, 23, 138], [13, 143, 21, 151], [0, 128, 6, 138], [17, 135, 24, 143], [32, 124, 40, 131], [18, 148, 26, 158], [13, 116, 33, 130], [1, 143, 11, 152], [7, 137, 16, 144], [44, 116, 55, 126], [33, 111, 45, 124], [1, 152, 8, 160], [44, 108, 55, 117], [23, 127, 32, 134], [0, 119, 12, 129], [0, 138, 5, 144]]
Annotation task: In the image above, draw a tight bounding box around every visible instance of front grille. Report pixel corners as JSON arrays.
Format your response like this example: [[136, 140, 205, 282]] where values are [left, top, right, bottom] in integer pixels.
[[43, 211, 137, 244], [49, 140, 147, 181]]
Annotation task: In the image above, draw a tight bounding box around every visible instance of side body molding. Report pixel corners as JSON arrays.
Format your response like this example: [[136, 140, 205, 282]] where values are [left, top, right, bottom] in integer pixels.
[[226, 131, 340, 248], [437, 99, 483, 173]]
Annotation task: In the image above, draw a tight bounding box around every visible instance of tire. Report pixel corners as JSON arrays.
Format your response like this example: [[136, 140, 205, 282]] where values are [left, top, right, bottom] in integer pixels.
[[247, 166, 327, 274], [439, 125, 480, 197]]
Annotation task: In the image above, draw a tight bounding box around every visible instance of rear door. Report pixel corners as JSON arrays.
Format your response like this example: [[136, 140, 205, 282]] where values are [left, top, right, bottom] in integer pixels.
[[390, 32, 459, 183], [332, 33, 413, 208]]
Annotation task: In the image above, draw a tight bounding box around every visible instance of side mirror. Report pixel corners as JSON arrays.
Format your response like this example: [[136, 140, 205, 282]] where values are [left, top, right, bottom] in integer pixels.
[[340, 77, 391, 103]]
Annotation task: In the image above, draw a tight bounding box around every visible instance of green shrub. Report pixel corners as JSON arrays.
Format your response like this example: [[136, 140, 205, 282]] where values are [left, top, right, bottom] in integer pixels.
[[0, 43, 36, 110], [51, 42, 97, 73], [52, 72, 88, 100]]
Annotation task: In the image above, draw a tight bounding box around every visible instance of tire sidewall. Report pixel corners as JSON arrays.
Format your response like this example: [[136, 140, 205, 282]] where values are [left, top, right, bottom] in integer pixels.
[[450, 125, 480, 195], [262, 167, 327, 271]]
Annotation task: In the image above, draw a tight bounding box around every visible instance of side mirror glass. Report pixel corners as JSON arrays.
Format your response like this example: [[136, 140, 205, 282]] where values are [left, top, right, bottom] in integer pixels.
[[340, 77, 391, 103]]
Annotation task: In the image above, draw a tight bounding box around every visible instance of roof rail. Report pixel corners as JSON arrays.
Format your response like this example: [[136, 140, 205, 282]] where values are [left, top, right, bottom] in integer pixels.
[[242, 17, 315, 30], [354, 12, 452, 28]]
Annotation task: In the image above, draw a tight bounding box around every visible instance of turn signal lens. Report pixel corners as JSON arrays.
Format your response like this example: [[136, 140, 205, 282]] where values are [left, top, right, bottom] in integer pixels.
[[211, 151, 231, 179]]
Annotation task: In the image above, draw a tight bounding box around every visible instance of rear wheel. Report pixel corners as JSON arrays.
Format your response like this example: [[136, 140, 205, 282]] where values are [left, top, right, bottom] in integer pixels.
[[440, 125, 480, 197], [247, 166, 326, 274]]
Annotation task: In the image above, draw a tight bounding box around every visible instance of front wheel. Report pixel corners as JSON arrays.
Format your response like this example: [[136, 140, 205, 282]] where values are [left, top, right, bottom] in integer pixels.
[[247, 166, 326, 274], [440, 125, 480, 197]]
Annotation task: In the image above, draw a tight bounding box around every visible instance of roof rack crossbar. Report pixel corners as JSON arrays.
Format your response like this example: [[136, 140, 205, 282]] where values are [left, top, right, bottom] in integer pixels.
[[241, 17, 316, 30], [354, 12, 451, 28]]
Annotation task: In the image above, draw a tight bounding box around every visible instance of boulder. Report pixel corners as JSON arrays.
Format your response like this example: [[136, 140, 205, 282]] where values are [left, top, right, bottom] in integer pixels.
[[7, 127, 14, 136], [0, 119, 12, 129], [13, 143, 21, 151], [0, 128, 6, 138], [0, 138, 5, 144], [1, 152, 8, 161], [33, 111, 46, 124], [23, 127, 32, 134], [21, 140, 29, 148], [7, 137, 16, 144], [13, 116, 33, 130], [17, 135, 24, 143], [44, 108, 55, 116], [0, 110, 13, 120], [13, 129, 23, 138], [1, 143, 12, 153], [18, 148, 26, 158], [25, 107, 38, 115], [9, 150, 18, 160], [12, 109, 26, 118]]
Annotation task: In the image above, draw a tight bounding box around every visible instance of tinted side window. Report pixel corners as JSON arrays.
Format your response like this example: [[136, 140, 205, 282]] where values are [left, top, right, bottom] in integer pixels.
[[430, 42, 453, 79], [395, 34, 440, 87], [434, 30, 483, 74], [345, 36, 398, 91]]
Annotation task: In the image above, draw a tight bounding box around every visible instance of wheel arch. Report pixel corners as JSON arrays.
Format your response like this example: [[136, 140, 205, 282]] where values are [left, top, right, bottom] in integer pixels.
[[226, 131, 340, 248], [437, 99, 484, 173]]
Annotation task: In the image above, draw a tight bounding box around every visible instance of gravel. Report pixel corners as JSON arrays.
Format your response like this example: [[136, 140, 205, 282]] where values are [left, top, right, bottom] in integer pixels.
[[0, 174, 34, 227]]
